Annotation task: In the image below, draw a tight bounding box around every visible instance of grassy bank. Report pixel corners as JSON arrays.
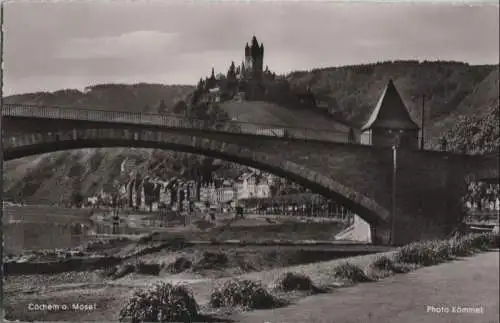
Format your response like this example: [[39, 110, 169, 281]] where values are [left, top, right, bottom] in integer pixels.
[[5, 232, 498, 322], [117, 232, 499, 322]]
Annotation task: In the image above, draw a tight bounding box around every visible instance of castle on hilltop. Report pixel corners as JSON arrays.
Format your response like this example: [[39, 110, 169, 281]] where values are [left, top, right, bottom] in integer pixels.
[[195, 36, 274, 104]]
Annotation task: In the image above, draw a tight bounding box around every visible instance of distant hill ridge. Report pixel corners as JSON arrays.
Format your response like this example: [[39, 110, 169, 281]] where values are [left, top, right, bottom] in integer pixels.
[[4, 60, 499, 203], [5, 83, 195, 114]]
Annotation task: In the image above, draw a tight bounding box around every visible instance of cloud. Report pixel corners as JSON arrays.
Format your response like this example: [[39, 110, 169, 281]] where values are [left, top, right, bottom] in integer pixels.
[[56, 31, 179, 60], [3, 2, 499, 95]]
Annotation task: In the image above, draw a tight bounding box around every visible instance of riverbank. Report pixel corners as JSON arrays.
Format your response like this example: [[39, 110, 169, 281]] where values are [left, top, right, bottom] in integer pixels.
[[7, 208, 497, 322], [3, 214, 365, 321], [3, 205, 351, 255], [4, 247, 395, 322], [5, 240, 498, 323]]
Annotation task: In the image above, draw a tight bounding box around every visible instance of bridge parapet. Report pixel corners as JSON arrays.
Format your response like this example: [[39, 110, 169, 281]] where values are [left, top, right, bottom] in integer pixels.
[[2, 103, 354, 143]]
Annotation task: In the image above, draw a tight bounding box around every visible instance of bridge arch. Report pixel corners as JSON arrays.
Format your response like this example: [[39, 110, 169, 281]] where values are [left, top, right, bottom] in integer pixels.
[[3, 127, 390, 225]]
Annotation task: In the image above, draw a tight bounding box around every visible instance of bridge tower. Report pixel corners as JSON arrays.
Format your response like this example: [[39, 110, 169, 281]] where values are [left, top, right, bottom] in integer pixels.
[[361, 79, 420, 149]]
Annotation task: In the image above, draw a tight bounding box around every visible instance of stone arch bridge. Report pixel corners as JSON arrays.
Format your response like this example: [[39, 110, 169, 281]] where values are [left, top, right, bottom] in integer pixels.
[[2, 104, 498, 245]]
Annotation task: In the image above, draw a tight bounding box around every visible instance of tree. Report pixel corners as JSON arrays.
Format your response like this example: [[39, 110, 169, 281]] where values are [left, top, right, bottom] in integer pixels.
[[197, 78, 205, 91], [440, 105, 499, 155], [173, 100, 188, 114], [159, 100, 168, 113], [71, 191, 84, 208], [143, 181, 155, 212], [227, 61, 236, 80]]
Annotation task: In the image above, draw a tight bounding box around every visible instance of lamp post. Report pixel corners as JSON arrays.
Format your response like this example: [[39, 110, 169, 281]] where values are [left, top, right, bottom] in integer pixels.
[[391, 134, 401, 245], [0, 2, 5, 313], [420, 95, 426, 150], [411, 94, 427, 150]]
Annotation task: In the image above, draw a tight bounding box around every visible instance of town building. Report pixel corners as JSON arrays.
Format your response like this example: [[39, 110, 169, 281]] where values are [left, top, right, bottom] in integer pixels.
[[200, 180, 237, 205], [236, 170, 273, 200]]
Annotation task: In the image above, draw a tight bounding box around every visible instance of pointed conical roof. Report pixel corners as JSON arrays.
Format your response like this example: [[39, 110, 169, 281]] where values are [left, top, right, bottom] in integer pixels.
[[361, 79, 419, 131]]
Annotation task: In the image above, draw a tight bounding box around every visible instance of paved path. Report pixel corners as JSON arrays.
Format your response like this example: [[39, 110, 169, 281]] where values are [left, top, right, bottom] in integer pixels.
[[234, 251, 500, 323]]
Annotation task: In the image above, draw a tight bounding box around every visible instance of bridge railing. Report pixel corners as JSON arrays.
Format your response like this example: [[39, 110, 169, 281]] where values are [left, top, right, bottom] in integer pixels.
[[2, 103, 360, 144]]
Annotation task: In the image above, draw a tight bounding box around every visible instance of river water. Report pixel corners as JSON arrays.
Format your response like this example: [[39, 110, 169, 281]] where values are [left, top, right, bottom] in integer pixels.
[[3, 205, 145, 255]]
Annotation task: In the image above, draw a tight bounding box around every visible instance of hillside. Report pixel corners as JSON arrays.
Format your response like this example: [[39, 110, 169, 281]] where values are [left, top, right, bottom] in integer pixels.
[[219, 101, 351, 142], [3, 83, 200, 204], [4, 83, 194, 114], [425, 67, 499, 148], [286, 61, 497, 127], [4, 61, 499, 203], [220, 101, 350, 131]]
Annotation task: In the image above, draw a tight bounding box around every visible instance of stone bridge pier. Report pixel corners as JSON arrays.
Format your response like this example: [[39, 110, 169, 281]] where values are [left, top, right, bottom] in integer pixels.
[[366, 149, 498, 245]]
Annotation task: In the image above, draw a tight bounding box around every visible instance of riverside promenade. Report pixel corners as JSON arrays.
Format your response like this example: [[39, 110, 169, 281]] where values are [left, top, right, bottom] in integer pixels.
[[235, 251, 500, 323]]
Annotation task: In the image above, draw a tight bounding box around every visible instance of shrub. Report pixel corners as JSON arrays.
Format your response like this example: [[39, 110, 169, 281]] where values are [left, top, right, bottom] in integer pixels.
[[138, 233, 157, 244], [85, 240, 105, 252], [447, 236, 473, 257], [138, 234, 188, 250], [112, 264, 135, 279], [277, 272, 320, 293], [101, 265, 119, 278], [484, 232, 500, 248], [333, 262, 372, 283], [370, 255, 407, 273], [194, 251, 229, 270], [371, 256, 395, 271], [429, 240, 454, 261], [119, 282, 199, 323], [465, 233, 497, 251], [165, 236, 189, 250], [166, 257, 193, 274], [134, 261, 161, 276], [395, 242, 443, 266], [209, 279, 282, 310], [86, 237, 130, 251]]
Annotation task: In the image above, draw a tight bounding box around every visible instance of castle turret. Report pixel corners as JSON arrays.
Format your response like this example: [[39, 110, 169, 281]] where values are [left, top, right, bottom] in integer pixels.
[[251, 35, 259, 50], [206, 67, 217, 89]]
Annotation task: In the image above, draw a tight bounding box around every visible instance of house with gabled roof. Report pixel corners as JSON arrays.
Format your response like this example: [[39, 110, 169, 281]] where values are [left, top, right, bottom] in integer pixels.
[[361, 79, 420, 149]]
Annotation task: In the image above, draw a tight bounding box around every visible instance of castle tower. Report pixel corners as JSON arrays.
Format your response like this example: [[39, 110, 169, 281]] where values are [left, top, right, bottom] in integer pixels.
[[244, 36, 264, 80]]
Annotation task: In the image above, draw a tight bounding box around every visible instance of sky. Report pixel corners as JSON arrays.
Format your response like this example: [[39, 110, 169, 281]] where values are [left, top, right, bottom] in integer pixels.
[[2, 1, 499, 96]]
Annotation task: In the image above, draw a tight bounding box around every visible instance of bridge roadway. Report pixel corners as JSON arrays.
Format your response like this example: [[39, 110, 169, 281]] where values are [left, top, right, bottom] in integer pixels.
[[2, 103, 499, 245]]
